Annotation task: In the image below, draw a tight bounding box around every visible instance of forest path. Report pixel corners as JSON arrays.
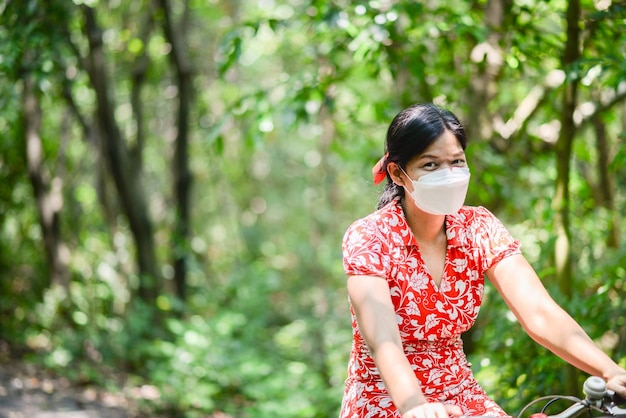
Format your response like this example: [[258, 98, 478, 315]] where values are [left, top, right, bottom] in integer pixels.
[[0, 360, 131, 418]]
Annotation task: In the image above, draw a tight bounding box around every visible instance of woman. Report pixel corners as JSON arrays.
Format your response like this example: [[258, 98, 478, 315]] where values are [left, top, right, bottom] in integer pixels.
[[340, 103, 626, 418]]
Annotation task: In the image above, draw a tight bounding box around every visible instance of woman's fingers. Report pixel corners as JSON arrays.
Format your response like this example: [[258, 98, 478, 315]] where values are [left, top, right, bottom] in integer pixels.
[[403, 402, 462, 418], [607, 373, 626, 399], [444, 404, 464, 417]]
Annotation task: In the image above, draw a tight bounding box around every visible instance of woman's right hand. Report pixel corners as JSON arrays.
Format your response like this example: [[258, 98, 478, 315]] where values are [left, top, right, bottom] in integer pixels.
[[402, 402, 463, 418], [606, 371, 626, 399]]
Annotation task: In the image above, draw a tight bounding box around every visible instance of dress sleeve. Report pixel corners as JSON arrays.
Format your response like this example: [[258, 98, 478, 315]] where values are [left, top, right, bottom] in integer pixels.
[[342, 218, 389, 278], [473, 206, 522, 272]]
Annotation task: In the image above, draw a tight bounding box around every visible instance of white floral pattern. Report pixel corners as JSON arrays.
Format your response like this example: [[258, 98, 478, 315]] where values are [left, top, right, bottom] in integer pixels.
[[340, 199, 521, 417]]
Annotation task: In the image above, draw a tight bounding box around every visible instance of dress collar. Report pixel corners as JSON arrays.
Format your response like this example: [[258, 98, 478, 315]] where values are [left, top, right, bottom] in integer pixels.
[[389, 198, 465, 248]]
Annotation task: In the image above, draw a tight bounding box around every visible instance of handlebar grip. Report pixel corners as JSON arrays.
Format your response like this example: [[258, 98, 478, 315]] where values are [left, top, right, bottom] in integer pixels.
[[607, 389, 626, 415], [609, 391, 626, 406]]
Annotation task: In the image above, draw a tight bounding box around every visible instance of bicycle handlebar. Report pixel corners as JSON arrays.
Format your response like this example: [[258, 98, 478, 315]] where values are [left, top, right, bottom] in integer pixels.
[[462, 376, 626, 418], [538, 376, 626, 418]]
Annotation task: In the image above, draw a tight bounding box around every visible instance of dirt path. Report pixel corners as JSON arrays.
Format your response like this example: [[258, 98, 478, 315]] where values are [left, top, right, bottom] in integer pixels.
[[0, 362, 131, 418]]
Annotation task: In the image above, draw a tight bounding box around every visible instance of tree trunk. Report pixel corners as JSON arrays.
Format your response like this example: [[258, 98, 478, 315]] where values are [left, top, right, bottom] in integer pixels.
[[306, 83, 339, 414], [158, 0, 194, 303], [553, 0, 581, 395], [22, 74, 69, 290], [467, 0, 510, 142], [593, 115, 620, 248], [81, 5, 161, 309], [554, 0, 580, 298]]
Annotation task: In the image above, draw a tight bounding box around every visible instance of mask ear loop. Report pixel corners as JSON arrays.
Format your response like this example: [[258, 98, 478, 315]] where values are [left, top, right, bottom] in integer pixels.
[[398, 166, 415, 183]]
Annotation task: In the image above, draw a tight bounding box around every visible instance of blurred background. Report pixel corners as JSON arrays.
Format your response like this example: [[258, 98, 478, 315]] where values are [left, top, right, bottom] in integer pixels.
[[0, 0, 625, 416]]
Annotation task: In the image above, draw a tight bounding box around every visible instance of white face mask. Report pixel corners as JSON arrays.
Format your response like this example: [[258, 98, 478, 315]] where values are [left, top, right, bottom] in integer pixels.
[[401, 167, 471, 215]]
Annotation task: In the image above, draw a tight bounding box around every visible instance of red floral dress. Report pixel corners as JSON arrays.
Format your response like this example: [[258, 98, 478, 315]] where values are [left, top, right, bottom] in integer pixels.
[[340, 199, 521, 417]]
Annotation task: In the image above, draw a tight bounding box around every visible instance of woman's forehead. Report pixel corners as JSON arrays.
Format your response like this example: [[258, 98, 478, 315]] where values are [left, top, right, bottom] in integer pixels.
[[417, 131, 464, 158]]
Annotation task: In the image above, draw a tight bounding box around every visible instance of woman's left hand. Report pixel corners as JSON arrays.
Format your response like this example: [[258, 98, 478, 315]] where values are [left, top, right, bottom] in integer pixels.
[[606, 372, 626, 399]]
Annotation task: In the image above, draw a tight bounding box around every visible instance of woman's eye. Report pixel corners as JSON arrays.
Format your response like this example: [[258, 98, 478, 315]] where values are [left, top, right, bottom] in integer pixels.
[[452, 159, 466, 166]]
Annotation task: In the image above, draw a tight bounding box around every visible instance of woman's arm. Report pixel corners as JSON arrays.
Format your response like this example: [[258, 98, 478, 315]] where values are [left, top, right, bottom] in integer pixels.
[[486, 254, 626, 397], [347, 275, 462, 417]]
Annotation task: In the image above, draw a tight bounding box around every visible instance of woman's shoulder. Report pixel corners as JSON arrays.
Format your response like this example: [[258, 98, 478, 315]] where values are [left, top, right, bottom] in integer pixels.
[[352, 199, 403, 224], [344, 199, 405, 238], [451, 206, 521, 268], [449, 205, 517, 244], [446, 206, 506, 240]]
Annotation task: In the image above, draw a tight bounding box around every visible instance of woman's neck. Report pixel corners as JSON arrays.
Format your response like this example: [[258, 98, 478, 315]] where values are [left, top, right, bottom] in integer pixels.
[[402, 198, 446, 243]]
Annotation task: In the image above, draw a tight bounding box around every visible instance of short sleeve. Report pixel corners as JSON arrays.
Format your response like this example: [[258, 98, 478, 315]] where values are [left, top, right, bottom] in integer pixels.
[[472, 206, 522, 272], [342, 218, 389, 278]]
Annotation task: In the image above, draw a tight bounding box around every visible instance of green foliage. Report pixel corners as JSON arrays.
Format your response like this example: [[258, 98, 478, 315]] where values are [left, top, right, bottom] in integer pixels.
[[1, 0, 625, 417], [142, 301, 344, 417]]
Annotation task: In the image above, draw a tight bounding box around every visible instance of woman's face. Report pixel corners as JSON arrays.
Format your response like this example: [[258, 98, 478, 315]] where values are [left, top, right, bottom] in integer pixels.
[[402, 130, 467, 184]]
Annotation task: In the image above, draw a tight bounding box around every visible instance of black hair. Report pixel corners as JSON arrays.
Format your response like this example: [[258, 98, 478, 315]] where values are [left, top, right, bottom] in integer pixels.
[[377, 103, 468, 209]]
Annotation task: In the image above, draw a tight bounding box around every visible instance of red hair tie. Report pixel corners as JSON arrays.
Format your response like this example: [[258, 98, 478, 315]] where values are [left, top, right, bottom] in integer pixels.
[[372, 152, 389, 185]]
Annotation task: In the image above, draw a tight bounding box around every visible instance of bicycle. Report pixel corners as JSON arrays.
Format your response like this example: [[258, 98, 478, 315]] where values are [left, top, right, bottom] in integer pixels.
[[512, 376, 626, 418]]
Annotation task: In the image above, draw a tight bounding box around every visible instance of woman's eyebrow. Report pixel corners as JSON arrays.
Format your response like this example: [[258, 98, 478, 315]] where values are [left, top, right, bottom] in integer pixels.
[[418, 151, 465, 160]]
